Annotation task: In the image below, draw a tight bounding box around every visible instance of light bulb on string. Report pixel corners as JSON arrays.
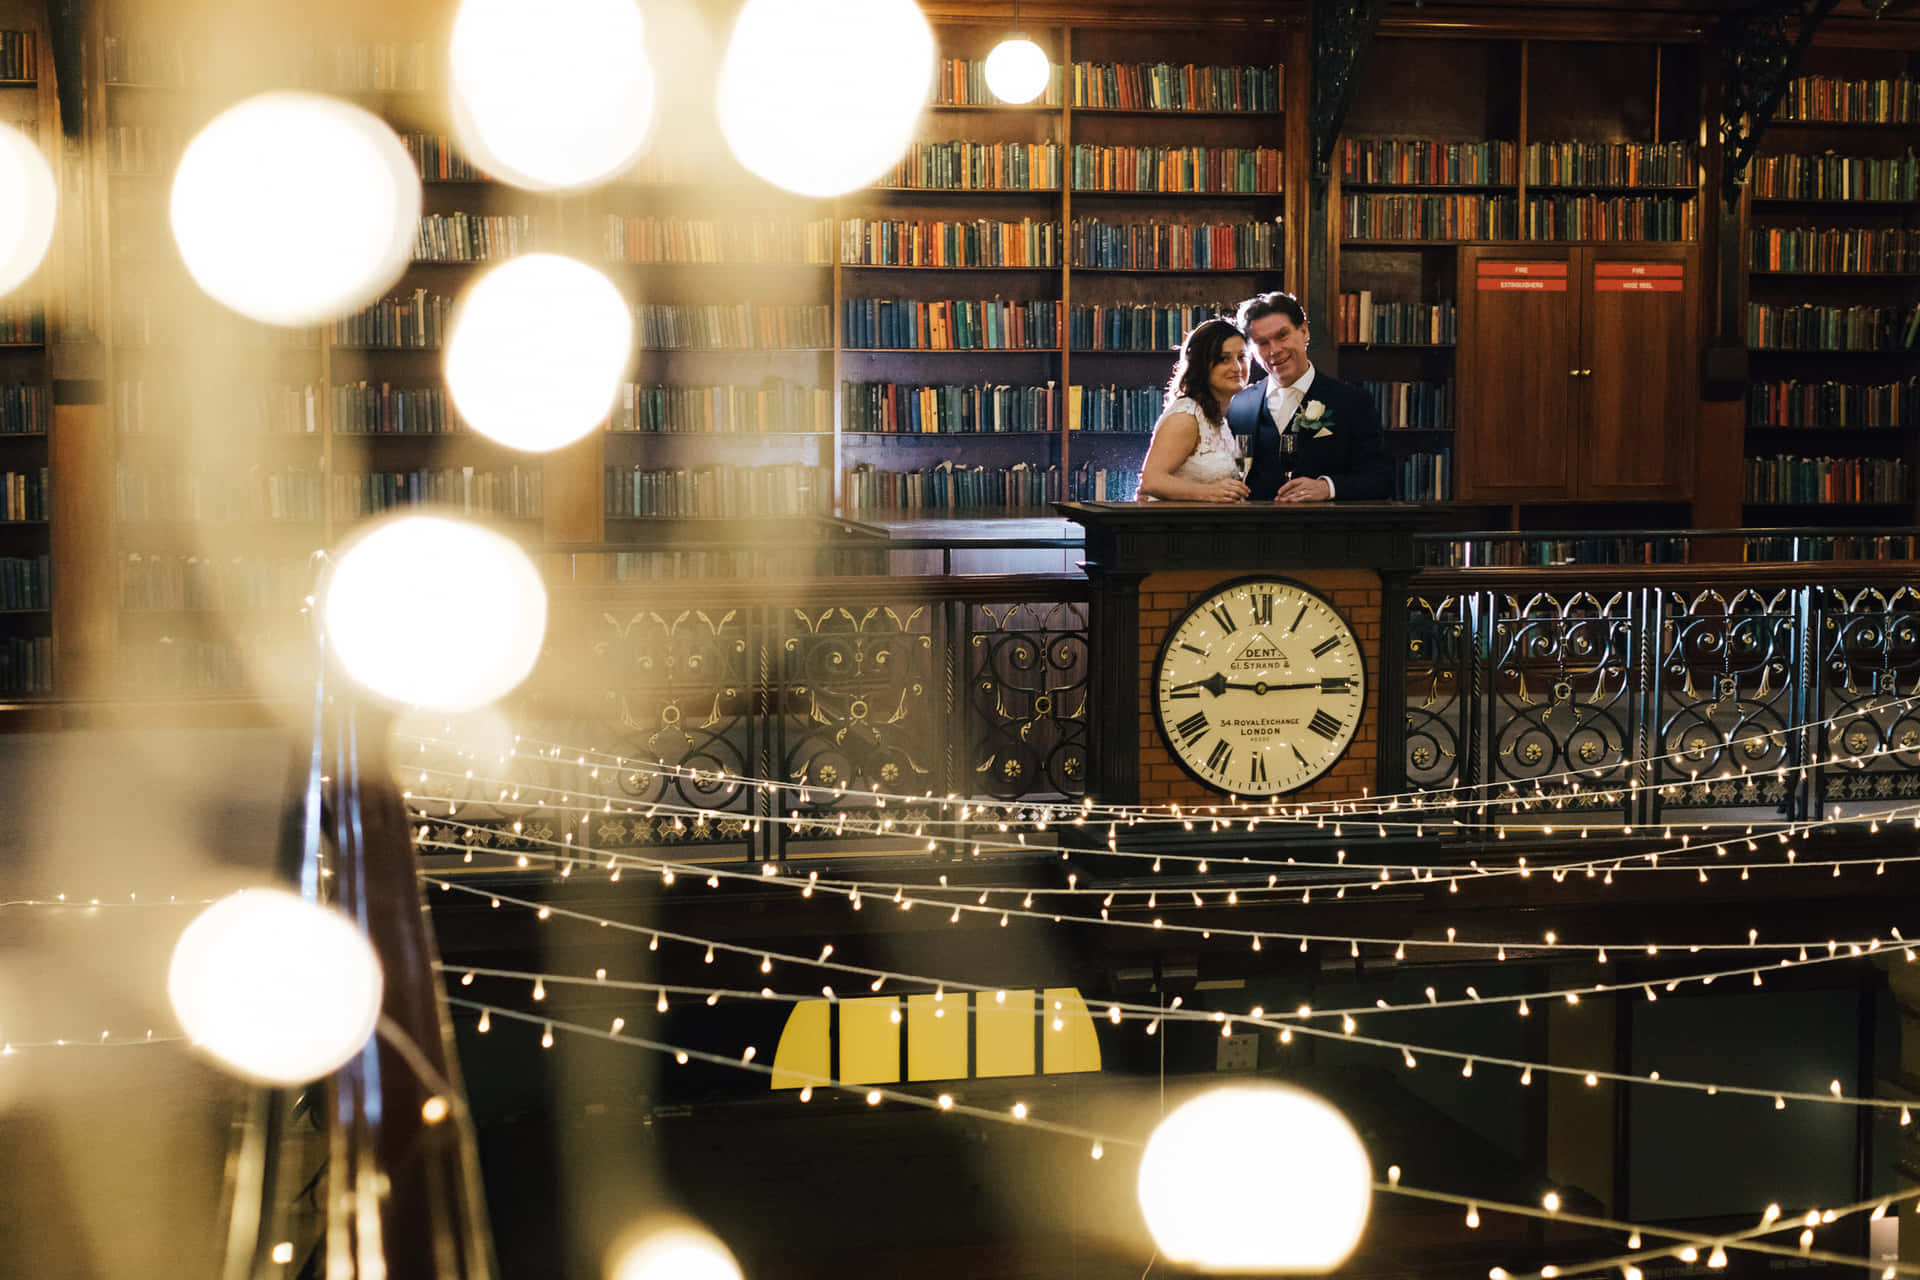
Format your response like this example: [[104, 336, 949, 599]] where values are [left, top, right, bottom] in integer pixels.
[[0, 125, 57, 298]]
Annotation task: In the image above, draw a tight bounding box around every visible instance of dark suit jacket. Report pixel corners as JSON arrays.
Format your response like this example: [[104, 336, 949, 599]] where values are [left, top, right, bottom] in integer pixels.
[[1226, 370, 1392, 501]]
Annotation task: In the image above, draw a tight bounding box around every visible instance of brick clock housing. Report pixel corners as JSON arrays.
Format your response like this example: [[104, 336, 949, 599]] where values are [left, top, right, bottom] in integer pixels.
[[1058, 503, 1435, 808]]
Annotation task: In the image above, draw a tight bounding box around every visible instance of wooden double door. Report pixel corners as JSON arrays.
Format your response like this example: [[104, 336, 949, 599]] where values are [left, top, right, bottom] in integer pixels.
[[1456, 243, 1698, 503]]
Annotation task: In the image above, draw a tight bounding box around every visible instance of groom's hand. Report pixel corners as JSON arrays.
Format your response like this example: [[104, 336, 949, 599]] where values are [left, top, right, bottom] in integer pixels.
[[1274, 476, 1332, 503]]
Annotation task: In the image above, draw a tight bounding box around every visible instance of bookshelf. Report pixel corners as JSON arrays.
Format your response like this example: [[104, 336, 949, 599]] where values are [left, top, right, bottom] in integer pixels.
[[1740, 49, 1920, 547], [1, 10, 52, 697], [1334, 36, 1703, 518]]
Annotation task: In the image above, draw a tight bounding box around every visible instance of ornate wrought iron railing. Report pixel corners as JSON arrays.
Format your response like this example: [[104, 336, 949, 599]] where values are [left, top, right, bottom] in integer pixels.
[[410, 561, 1920, 866], [1404, 565, 1920, 827], [479, 575, 1093, 862]]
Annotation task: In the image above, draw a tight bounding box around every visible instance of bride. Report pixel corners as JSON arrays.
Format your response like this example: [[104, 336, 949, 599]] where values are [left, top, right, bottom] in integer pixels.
[[1134, 317, 1251, 502]]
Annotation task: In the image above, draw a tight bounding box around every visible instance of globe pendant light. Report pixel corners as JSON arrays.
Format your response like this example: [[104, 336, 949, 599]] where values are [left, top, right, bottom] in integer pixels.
[[984, 4, 1050, 105]]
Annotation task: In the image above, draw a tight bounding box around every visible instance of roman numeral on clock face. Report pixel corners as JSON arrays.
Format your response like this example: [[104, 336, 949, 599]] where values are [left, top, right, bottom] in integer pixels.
[[1322, 676, 1353, 694], [1251, 594, 1274, 626], [1248, 753, 1266, 785], [1175, 710, 1209, 746], [1209, 603, 1237, 634], [1311, 636, 1341, 658], [1206, 739, 1232, 773], [1308, 708, 1344, 740]]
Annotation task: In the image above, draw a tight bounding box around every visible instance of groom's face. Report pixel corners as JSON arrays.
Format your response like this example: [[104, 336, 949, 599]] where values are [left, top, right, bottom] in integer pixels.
[[1247, 312, 1310, 386]]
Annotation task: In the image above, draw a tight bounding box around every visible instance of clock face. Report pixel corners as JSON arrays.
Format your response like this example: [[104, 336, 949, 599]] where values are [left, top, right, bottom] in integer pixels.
[[1152, 577, 1367, 796]]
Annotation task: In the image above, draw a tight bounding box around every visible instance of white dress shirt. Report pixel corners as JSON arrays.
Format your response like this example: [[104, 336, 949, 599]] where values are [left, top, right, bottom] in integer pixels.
[[1262, 362, 1335, 497]]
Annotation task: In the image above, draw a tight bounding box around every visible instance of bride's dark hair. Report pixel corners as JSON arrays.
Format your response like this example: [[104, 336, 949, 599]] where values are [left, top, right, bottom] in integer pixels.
[[1164, 317, 1242, 426]]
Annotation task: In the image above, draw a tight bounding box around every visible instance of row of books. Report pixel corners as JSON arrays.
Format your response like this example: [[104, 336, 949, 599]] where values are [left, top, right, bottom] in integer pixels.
[[879, 142, 1063, 192], [1396, 449, 1452, 501], [1745, 379, 1915, 429], [1749, 227, 1920, 275], [335, 288, 452, 349], [607, 216, 835, 266], [1069, 302, 1234, 352], [1743, 455, 1912, 504], [1420, 537, 1688, 567], [1744, 535, 1915, 563], [1523, 195, 1697, 242], [333, 469, 544, 519], [635, 303, 832, 350], [334, 381, 456, 435], [612, 381, 831, 435], [1067, 62, 1281, 113], [1069, 145, 1283, 194], [1748, 303, 1920, 352], [120, 553, 307, 612], [933, 57, 1063, 108], [1776, 75, 1917, 125], [1068, 464, 1141, 502], [116, 299, 317, 349], [114, 466, 544, 520], [1336, 296, 1458, 347], [604, 464, 826, 519], [0, 308, 44, 345], [1340, 195, 1519, 241], [1, 634, 50, 695], [841, 299, 1060, 351], [841, 217, 1060, 268], [844, 462, 1061, 513], [1066, 384, 1164, 433], [1523, 141, 1698, 189], [115, 465, 324, 522], [1070, 218, 1282, 271], [103, 37, 427, 91], [415, 214, 538, 264], [843, 381, 1059, 434], [104, 125, 182, 174], [1358, 379, 1454, 431], [0, 29, 34, 80], [1340, 139, 1518, 187], [0, 384, 47, 434], [120, 638, 253, 694], [0, 554, 49, 611], [404, 133, 487, 184], [116, 380, 320, 435], [2, 468, 47, 521], [1750, 151, 1917, 202], [606, 550, 848, 582]]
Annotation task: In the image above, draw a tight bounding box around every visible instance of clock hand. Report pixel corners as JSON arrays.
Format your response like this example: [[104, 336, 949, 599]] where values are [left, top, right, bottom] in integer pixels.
[[1168, 673, 1229, 697], [1219, 679, 1319, 693]]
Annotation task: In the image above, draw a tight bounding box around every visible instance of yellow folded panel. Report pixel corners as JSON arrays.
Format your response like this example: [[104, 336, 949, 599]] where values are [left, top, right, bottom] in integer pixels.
[[770, 999, 829, 1091], [975, 988, 1036, 1078], [907, 992, 968, 1081], [839, 996, 901, 1084], [1042, 987, 1102, 1075]]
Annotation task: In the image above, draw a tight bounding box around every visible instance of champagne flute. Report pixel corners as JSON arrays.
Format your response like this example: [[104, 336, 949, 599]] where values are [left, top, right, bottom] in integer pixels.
[[1233, 433, 1253, 481]]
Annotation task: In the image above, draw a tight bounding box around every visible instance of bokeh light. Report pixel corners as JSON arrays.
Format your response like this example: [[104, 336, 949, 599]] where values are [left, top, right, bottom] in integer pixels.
[[323, 515, 547, 712], [607, 1223, 744, 1280], [170, 92, 418, 326], [0, 126, 56, 299], [449, 0, 656, 191], [445, 254, 632, 452], [167, 888, 383, 1086], [715, 0, 932, 197], [1137, 1084, 1372, 1273], [983, 37, 1051, 105]]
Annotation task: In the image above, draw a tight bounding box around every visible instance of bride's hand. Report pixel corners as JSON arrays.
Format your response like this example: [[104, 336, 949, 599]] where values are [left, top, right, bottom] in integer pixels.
[[1204, 477, 1250, 502]]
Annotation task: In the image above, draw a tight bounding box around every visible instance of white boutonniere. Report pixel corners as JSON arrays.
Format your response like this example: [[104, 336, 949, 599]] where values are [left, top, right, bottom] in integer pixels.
[[1301, 399, 1335, 437]]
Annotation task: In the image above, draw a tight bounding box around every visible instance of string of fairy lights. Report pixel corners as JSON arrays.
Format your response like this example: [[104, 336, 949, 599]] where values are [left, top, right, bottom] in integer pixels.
[[421, 877, 1915, 1117], [445, 683, 1920, 824], [409, 807, 1917, 960], [444, 996, 1920, 1280]]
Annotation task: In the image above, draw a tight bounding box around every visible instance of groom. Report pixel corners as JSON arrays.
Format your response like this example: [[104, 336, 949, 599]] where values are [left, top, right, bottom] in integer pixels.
[[1228, 291, 1391, 502]]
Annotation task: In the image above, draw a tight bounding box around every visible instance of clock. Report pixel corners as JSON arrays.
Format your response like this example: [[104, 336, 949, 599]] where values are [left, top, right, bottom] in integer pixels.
[[1151, 576, 1367, 796]]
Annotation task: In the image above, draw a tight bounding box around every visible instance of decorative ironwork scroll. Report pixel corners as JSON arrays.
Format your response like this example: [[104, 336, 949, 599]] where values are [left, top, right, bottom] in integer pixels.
[[1652, 588, 1801, 813], [1715, 0, 1840, 207], [1813, 586, 1920, 806]]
